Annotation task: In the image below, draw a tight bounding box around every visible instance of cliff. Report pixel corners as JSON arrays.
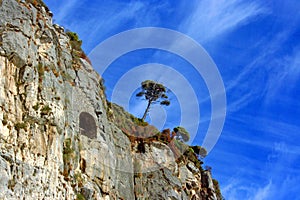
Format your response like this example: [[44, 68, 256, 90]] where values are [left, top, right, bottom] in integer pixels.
[[0, 0, 221, 199]]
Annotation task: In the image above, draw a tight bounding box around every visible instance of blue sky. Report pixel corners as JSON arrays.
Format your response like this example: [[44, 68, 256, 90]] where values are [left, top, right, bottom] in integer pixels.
[[44, 0, 300, 199]]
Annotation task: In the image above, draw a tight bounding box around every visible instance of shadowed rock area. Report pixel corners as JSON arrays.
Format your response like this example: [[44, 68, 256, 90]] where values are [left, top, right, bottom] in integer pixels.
[[80, 112, 97, 139]]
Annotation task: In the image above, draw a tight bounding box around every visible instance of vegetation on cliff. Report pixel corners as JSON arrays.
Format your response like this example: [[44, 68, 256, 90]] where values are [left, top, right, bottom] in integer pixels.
[[108, 99, 207, 171], [136, 80, 170, 120]]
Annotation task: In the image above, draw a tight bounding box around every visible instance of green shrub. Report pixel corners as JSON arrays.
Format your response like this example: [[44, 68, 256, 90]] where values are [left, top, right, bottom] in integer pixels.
[[66, 31, 82, 52], [8, 178, 16, 190], [2, 114, 8, 125], [74, 172, 84, 187], [66, 31, 80, 42], [14, 122, 27, 131], [213, 179, 223, 200], [130, 115, 148, 126], [37, 62, 44, 82], [191, 145, 207, 159], [174, 139, 188, 152], [173, 126, 190, 142], [184, 147, 203, 169], [63, 138, 74, 161], [32, 103, 39, 111], [189, 147, 194, 153], [76, 193, 86, 200], [41, 105, 51, 115], [65, 31, 91, 64], [63, 138, 74, 177]]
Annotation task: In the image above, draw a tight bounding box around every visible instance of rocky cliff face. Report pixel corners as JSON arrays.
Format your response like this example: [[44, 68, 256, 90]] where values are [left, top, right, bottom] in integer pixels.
[[0, 1, 221, 199]]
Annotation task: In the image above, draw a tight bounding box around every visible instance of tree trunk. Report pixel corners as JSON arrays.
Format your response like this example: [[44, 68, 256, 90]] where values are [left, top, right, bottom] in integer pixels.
[[142, 100, 152, 121]]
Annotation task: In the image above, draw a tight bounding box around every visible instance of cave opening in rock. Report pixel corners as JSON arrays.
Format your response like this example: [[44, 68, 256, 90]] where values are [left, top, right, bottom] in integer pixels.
[[79, 112, 97, 139]]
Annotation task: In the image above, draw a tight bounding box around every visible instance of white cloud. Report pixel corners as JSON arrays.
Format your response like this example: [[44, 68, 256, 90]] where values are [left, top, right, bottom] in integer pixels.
[[264, 47, 300, 99], [181, 0, 267, 42], [252, 181, 272, 200], [175, 0, 269, 113], [222, 179, 272, 200], [220, 135, 300, 200], [53, 0, 82, 22], [73, 1, 145, 45], [222, 175, 300, 200], [225, 28, 300, 112], [68, 1, 168, 52], [175, 1, 297, 114]]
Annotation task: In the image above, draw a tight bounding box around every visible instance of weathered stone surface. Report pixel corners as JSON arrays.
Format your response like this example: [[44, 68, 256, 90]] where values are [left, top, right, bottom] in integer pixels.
[[179, 165, 195, 183], [133, 141, 177, 175], [187, 161, 200, 174], [163, 168, 182, 189], [111, 124, 134, 199], [202, 171, 218, 200]]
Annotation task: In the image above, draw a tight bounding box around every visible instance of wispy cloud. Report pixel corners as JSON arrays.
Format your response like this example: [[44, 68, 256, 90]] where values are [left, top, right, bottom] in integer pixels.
[[174, 1, 300, 114], [68, 1, 169, 52], [52, 0, 82, 23], [223, 175, 300, 200], [259, 141, 300, 200], [252, 181, 272, 200], [70, 1, 147, 51], [223, 113, 300, 155], [181, 0, 267, 42], [225, 28, 300, 112], [264, 46, 300, 100], [220, 141, 300, 200]]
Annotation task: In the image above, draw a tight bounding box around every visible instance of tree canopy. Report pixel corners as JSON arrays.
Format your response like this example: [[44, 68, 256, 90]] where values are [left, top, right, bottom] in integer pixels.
[[173, 126, 190, 142], [136, 80, 170, 120], [191, 145, 207, 159]]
